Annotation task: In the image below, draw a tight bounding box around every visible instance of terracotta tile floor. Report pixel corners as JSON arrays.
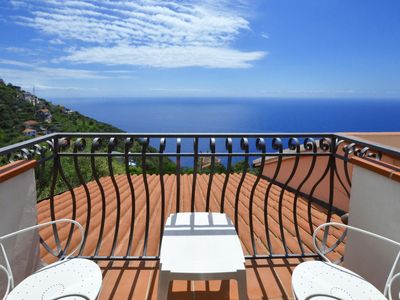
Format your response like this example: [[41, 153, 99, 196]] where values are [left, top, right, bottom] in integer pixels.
[[97, 258, 309, 300], [37, 173, 345, 299], [38, 174, 344, 260]]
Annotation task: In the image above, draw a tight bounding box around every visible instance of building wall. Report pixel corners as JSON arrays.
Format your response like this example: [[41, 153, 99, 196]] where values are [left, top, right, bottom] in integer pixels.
[[261, 155, 351, 212], [344, 163, 400, 291], [346, 132, 400, 150]]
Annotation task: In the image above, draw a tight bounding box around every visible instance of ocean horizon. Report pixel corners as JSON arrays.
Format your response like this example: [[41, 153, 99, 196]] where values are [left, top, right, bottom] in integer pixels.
[[50, 97, 400, 166], [52, 97, 400, 133]]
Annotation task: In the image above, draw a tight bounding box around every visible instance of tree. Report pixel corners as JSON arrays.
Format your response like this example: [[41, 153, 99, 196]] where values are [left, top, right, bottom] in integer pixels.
[[233, 160, 250, 173]]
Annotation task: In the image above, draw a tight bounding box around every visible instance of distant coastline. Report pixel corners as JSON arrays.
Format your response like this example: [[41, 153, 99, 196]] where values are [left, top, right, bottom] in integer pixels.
[[0, 81, 123, 147]]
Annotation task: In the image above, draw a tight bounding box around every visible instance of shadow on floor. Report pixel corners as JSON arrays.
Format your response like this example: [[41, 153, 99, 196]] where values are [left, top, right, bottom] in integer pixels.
[[98, 258, 303, 300]]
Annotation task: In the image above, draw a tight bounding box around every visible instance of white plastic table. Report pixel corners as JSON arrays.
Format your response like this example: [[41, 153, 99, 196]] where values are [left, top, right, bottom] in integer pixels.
[[158, 212, 247, 300]]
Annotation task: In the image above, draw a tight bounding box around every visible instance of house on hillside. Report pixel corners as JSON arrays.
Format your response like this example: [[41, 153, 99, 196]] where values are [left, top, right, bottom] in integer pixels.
[[60, 107, 74, 115], [199, 155, 222, 170], [22, 92, 38, 106], [22, 128, 37, 137], [39, 126, 52, 135], [37, 108, 52, 123], [23, 120, 39, 129]]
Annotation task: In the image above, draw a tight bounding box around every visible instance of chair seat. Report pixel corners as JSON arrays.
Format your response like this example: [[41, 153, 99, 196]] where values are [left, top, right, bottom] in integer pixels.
[[292, 261, 386, 300], [7, 258, 102, 300]]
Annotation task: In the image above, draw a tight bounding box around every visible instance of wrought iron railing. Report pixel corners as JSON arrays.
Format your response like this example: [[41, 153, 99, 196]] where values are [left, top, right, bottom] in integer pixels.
[[1, 133, 399, 261]]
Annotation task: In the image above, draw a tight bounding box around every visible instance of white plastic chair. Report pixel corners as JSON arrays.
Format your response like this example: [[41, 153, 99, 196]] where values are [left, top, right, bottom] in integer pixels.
[[292, 222, 400, 300], [0, 219, 102, 300]]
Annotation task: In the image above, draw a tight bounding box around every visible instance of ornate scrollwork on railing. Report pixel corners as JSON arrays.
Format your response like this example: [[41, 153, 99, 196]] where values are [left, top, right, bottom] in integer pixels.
[[256, 137, 266, 153], [225, 137, 233, 151], [92, 137, 102, 151], [342, 142, 381, 160], [337, 140, 382, 191], [107, 137, 118, 153], [272, 137, 283, 152], [73, 138, 87, 153], [319, 137, 331, 152], [139, 137, 149, 149], [5, 143, 50, 164], [124, 137, 133, 151], [288, 137, 301, 152], [240, 137, 249, 152], [58, 137, 71, 151], [343, 142, 356, 156], [304, 137, 317, 153], [20, 148, 32, 160]]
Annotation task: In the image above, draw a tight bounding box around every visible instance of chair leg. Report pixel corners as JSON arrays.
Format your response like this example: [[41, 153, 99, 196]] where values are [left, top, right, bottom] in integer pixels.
[[237, 269, 248, 300], [157, 270, 170, 300]]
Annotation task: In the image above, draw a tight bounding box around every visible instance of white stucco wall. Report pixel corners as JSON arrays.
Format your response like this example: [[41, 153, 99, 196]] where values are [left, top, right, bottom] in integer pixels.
[[344, 165, 400, 291], [0, 167, 41, 290]]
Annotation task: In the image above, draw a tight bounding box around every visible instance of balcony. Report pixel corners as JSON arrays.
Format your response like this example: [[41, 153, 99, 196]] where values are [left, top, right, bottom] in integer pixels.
[[1, 133, 399, 299]]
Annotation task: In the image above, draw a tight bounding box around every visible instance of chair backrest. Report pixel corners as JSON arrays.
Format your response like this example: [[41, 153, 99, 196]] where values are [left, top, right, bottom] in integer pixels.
[[343, 164, 400, 292], [0, 162, 42, 294], [0, 245, 11, 300]]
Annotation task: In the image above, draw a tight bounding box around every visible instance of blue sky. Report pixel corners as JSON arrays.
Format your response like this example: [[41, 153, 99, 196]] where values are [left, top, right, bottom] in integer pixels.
[[0, 0, 399, 99]]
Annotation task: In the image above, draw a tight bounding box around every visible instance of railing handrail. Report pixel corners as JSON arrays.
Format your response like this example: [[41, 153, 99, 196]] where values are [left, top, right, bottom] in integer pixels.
[[58, 132, 335, 137], [335, 133, 400, 158], [0, 133, 57, 156], [2, 132, 399, 157]]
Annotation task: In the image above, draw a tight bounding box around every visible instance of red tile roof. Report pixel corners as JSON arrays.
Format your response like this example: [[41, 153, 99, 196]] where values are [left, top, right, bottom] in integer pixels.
[[23, 120, 39, 126]]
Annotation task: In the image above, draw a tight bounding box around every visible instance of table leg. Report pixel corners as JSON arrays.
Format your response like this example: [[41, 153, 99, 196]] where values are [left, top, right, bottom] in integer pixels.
[[157, 270, 170, 300], [237, 269, 248, 300]]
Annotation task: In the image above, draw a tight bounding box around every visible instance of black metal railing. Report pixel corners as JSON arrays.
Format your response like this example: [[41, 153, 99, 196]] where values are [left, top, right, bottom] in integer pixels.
[[1, 133, 399, 261]]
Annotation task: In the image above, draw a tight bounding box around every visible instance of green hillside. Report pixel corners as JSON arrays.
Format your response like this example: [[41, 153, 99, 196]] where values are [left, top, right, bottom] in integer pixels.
[[0, 79, 177, 199], [0, 80, 122, 147]]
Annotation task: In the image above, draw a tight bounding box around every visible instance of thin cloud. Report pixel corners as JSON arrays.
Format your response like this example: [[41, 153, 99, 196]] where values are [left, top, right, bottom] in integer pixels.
[[150, 87, 208, 92], [10, 0, 266, 68], [0, 61, 135, 81], [0, 59, 34, 67], [62, 45, 266, 69], [261, 32, 270, 39], [35, 84, 98, 91], [4, 47, 31, 54]]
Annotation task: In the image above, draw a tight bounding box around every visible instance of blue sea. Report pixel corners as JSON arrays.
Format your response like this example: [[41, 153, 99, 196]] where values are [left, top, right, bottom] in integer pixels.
[[53, 98, 400, 133], [51, 98, 400, 164]]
